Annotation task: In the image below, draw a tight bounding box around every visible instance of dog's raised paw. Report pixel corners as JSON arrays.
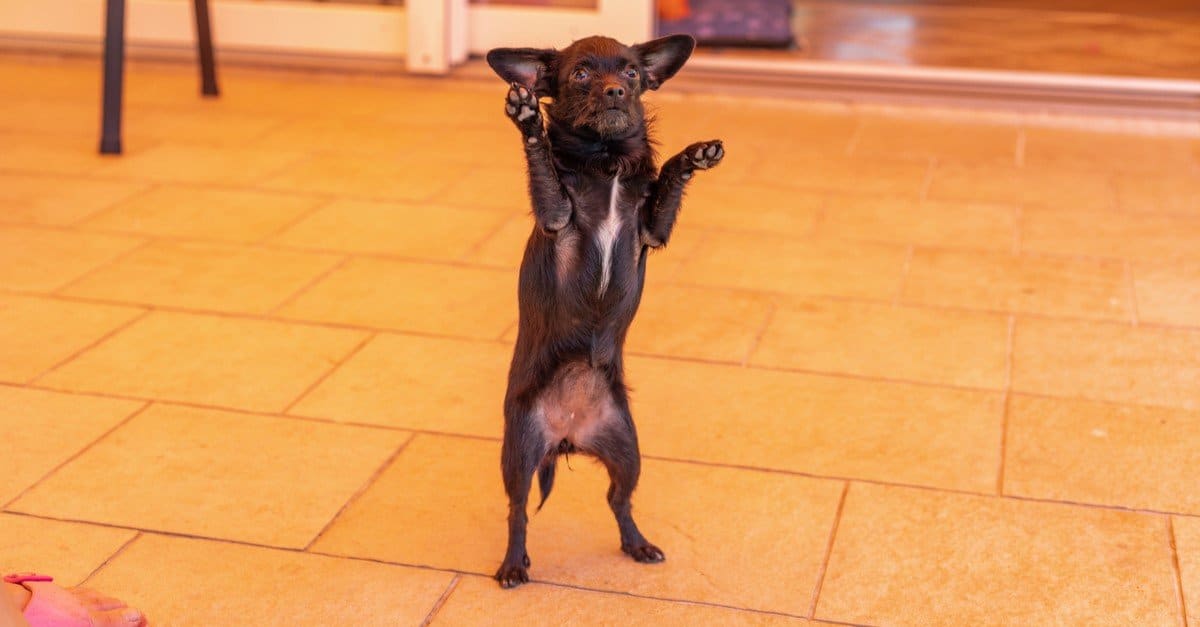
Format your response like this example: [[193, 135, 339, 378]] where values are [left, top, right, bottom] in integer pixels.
[[622, 542, 666, 563], [683, 140, 724, 170], [505, 82, 542, 135]]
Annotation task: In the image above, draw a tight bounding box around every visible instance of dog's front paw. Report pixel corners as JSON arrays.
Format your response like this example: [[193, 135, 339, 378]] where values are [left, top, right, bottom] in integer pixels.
[[504, 82, 543, 138], [622, 541, 666, 563], [494, 555, 531, 589], [683, 140, 724, 170]]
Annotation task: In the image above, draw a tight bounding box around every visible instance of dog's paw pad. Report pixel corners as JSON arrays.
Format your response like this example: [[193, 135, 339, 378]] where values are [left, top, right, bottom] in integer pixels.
[[684, 140, 724, 170], [623, 542, 666, 563], [505, 82, 542, 133]]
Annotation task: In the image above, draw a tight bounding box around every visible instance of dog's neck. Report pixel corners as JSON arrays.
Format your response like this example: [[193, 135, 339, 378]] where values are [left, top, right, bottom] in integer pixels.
[[546, 117, 656, 179]]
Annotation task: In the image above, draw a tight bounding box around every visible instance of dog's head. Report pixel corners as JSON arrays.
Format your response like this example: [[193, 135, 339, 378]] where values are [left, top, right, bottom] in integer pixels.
[[486, 34, 695, 139]]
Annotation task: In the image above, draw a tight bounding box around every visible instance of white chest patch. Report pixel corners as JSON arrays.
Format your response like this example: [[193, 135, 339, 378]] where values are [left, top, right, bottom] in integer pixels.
[[596, 175, 622, 297]]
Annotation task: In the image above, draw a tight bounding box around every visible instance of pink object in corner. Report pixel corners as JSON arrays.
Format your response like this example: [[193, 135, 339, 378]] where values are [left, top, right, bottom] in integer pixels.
[[3, 574, 90, 627]]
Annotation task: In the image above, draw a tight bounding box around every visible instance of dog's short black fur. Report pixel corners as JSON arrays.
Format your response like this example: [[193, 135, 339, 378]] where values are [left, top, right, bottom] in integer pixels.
[[486, 34, 723, 589]]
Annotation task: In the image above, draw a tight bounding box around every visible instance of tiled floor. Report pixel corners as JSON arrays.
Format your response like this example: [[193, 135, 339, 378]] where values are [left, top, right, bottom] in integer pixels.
[[1, 53, 1199, 625]]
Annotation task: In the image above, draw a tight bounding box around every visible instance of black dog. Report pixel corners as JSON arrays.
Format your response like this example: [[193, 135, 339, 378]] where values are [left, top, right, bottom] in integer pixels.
[[486, 34, 723, 589]]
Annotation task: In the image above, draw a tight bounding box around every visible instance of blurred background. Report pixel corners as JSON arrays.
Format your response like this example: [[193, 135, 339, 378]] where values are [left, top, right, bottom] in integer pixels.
[[1, 1, 1198, 626]]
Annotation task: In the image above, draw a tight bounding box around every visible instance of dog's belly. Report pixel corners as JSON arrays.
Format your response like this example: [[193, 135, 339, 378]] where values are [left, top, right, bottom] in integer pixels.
[[532, 361, 620, 448]]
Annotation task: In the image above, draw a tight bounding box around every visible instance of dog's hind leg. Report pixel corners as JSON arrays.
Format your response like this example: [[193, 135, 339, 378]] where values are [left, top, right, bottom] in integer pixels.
[[495, 405, 548, 588], [590, 414, 665, 563]]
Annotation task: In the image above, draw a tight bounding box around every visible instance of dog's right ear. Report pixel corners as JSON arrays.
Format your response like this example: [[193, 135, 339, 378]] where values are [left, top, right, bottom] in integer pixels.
[[486, 48, 558, 97]]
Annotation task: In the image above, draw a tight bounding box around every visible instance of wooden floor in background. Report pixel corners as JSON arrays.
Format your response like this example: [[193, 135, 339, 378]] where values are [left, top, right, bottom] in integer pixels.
[[699, 0, 1200, 79]]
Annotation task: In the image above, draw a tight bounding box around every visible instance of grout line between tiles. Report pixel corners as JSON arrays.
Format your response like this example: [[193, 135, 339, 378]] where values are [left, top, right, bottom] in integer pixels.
[[419, 574, 461, 627], [282, 331, 377, 415], [495, 319, 517, 343], [808, 481, 850, 619], [739, 303, 777, 367], [1169, 516, 1191, 627], [1, 401, 153, 510], [843, 120, 865, 157], [302, 431, 416, 551], [67, 182, 162, 228], [266, 254, 354, 316], [458, 212, 521, 262], [78, 531, 143, 588], [24, 309, 153, 386], [918, 157, 937, 202], [50, 237, 157, 296], [253, 195, 341, 245]]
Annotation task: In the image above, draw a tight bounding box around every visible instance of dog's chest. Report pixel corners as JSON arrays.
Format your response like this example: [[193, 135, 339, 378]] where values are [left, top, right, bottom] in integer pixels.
[[594, 175, 623, 297]]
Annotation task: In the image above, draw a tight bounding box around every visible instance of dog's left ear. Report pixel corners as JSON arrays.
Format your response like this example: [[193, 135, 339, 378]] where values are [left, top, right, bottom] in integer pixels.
[[632, 34, 696, 90], [486, 47, 558, 97]]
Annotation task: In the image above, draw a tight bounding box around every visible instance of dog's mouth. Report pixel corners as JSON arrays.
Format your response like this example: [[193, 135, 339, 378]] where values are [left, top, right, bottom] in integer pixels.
[[590, 107, 633, 137]]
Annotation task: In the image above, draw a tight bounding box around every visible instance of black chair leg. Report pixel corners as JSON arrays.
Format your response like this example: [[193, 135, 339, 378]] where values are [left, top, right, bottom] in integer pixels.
[[100, 0, 126, 155], [194, 0, 219, 97]]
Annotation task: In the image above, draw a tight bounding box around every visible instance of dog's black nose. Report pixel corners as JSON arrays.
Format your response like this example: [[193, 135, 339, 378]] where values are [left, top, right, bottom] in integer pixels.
[[605, 84, 625, 98]]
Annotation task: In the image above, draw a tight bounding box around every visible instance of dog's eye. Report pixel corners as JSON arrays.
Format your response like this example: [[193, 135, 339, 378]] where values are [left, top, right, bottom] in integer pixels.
[[624, 68, 638, 79], [572, 68, 590, 81]]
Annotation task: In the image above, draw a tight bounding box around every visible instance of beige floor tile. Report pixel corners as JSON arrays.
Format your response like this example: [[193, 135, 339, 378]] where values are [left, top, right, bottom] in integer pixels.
[[1011, 318, 1200, 409], [119, 106, 284, 147], [901, 248, 1131, 320], [40, 311, 367, 412], [88, 534, 453, 626], [854, 117, 1019, 163], [434, 576, 806, 625], [1176, 516, 1200, 627], [0, 132, 118, 176], [276, 258, 515, 340], [10, 404, 407, 547], [81, 185, 325, 243], [0, 225, 145, 292], [269, 198, 511, 261], [676, 232, 907, 300], [0, 294, 143, 383], [91, 143, 306, 185], [1006, 395, 1200, 514], [751, 299, 1009, 389], [822, 196, 1017, 251], [816, 483, 1179, 626], [1024, 127, 1200, 173], [627, 356, 1003, 493], [1133, 261, 1200, 327], [0, 173, 148, 226], [927, 162, 1113, 209], [0, 386, 142, 505], [312, 434, 843, 616], [626, 285, 773, 363], [1022, 206, 1200, 261], [289, 333, 508, 437], [701, 103, 857, 157], [460, 213, 533, 269], [261, 153, 460, 202], [0, 514, 136, 587], [1115, 172, 1200, 216], [61, 240, 342, 315], [440, 165, 531, 213], [679, 184, 820, 237], [749, 154, 929, 197]]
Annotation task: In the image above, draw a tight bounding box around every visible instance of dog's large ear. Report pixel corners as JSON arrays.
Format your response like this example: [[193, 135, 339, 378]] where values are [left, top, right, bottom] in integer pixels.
[[632, 34, 695, 90], [486, 47, 558, 97]]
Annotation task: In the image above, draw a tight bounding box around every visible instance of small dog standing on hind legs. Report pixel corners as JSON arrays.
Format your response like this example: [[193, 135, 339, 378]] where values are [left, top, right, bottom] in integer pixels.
[[485, 33, 724, 589]]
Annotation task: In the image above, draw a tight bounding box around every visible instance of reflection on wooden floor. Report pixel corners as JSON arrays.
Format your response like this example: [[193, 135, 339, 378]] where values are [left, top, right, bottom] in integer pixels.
[[697, 1, 1200, 79]]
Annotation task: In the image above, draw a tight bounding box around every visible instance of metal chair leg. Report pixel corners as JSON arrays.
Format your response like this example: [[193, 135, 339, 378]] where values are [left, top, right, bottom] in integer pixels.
[[99, 0, 126, 155], [194, 0, 219, 97]]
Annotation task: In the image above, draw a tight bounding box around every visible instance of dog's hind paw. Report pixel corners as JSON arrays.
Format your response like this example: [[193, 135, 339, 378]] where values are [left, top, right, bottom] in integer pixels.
[[494, 558, 531, 589], [683, 140, 724, 170], [622, 542, 666, 563], [504, 82, 543, 137]]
